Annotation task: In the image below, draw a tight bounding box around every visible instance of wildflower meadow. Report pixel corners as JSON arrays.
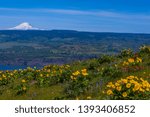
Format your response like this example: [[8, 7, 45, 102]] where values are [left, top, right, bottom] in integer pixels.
[[0, 46, 149, 100]]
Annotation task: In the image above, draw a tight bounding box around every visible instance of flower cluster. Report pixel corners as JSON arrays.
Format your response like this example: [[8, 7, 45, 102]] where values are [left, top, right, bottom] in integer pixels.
[[66, 69, 89, 97], [105, 75, 150, 99], [71, 69, 88, 80], [123, 57, 142, 66], [0, 64, 90, 97]]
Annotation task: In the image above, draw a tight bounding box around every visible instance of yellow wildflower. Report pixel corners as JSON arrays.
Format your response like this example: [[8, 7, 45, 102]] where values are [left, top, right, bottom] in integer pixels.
[[133, 84, 140, 91], [127, 75, 135, 80], [21, 79, 26, 83], [140, 78, 144, 82], [146, 88, 149, 91], [10, 73, 13, 76], [72, 71, 80, 76], [40, 74, 43, 77], [121, 79, 128, 84], [123, 61, 129, 66], [122, 92, 127, 97], [117, 80, 122, 84], [116, 86, 122, 91], [107, 90, 113, 95], [136, 57, 142, 63], [87, 96, 92, 100], [126, 83, 131, 88], [66, 65, 70, 68], [107, 82, 115, 89], [128, 58, 135, 63], [139, 88, 145, 92], [71, 75, 76, 80], [108, 82, 113, 85], [115, 82, 120, 87], [111, 85, 115, 89], [46, 74, 50, 77], [81, 69, 88, 76], [129, 79, 136, 84], [134, 76, 138, 80], [142, 81, 149, 88], [2, 74, 6, 78], [60, 70, 63, 74], [22, 86, 26, 91]]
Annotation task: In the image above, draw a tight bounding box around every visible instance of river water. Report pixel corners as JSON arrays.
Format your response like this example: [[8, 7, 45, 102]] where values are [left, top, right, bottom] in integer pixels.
[[0, 64, 27, 70]]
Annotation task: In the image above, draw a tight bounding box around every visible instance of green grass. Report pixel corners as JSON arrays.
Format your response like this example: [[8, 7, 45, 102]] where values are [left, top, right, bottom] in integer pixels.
[[0, 46, 150, 100]]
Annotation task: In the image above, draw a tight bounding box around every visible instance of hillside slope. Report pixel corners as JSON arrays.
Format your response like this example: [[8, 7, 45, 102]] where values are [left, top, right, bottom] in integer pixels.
[[0, 45, 149, 100]]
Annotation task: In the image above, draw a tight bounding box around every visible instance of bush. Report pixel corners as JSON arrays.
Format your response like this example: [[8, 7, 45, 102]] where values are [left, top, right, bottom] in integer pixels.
[[101, 67, 123, 78], [119, 49, 133, 58], [87, 59, 99, 71], [121, 57, 143, 72], [140, 45, 150, 54], [98, 55, 114, 64], [15, 79, 28, 95], [65, 69, 90, 97]]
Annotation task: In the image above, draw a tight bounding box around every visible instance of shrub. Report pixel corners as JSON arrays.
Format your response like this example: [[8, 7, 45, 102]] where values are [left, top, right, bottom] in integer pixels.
[[15, 79, 28, 95], [65, 69, 90, 97], [101, 67, 123, 78], [119, 49, 133, 58], [122, 57, 143, 72], [87, 59, 99, 71], [98, 55, 114, 64], [140, 45, 150, 54]]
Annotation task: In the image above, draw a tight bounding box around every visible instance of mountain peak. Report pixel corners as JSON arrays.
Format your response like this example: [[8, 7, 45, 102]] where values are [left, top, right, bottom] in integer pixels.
[[9, 22, 39, 30]]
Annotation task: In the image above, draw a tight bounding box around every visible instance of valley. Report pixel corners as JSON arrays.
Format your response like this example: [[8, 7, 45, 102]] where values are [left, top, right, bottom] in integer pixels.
[[0, 30, 150, 67]]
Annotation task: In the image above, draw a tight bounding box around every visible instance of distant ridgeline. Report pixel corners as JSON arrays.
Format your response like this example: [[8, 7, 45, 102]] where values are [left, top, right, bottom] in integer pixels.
[[0, 30, 150, 67]]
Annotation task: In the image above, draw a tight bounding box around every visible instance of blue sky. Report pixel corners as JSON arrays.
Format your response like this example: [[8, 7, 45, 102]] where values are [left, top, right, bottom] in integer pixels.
[[0, 0, 150, 33]]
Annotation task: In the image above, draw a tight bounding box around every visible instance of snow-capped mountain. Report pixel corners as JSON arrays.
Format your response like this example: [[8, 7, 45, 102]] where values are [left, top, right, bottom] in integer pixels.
[[9, 22, 39, 30]]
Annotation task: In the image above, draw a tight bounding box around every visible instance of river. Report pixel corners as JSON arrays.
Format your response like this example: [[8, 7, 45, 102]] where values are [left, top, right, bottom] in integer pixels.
[[0, 64, 27, 70]]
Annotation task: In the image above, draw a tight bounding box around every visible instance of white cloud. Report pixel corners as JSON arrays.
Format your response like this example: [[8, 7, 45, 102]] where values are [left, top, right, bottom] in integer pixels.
[[46, 9, 150, 20], [0, 8, 150, 20]]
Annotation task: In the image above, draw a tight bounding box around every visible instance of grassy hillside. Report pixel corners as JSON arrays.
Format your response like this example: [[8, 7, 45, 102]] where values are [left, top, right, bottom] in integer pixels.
[[0, 45, 150, 100]]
